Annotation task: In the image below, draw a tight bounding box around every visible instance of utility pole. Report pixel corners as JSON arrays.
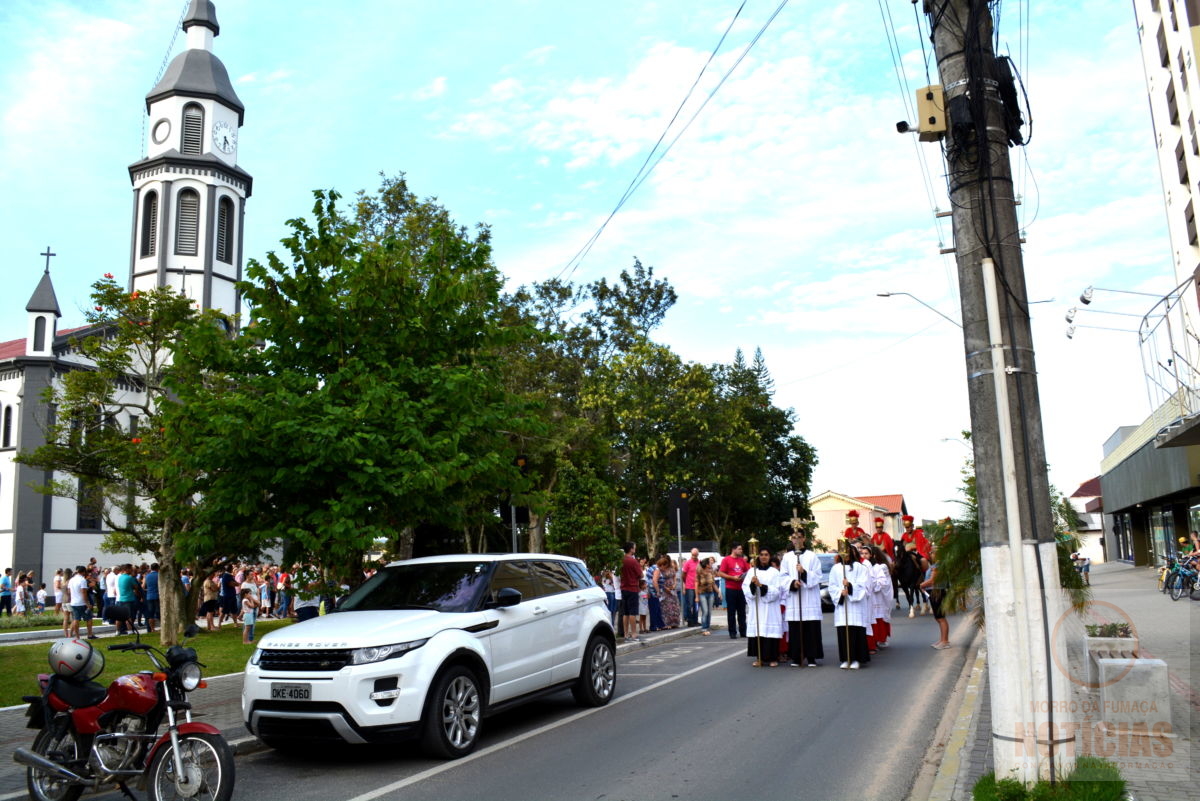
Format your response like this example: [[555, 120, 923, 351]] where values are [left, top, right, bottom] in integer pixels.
[[923, 0, 1073, 785]]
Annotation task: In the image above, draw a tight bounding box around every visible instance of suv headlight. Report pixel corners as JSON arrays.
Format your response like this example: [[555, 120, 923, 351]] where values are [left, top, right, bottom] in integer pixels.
[[249, 649, 263, 666], [350, 639, 428, 666], [178, 662, 203, 691]]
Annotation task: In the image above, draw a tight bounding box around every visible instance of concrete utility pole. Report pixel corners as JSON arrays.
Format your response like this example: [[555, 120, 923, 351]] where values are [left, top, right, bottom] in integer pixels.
[[923, 0, 1073, 784]]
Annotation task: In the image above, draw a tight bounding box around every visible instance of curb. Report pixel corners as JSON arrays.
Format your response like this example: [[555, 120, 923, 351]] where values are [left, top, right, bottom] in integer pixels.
[[929, 642, 988, 801], [615, 624, 708, 655]]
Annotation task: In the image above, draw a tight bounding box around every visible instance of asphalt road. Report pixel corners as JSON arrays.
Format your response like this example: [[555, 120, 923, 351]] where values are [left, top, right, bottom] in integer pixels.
[[46, 610, 970, 801]]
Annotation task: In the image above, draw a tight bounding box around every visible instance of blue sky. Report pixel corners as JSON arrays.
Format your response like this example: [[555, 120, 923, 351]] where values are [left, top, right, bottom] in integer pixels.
[[0, 0, 1171, 524]]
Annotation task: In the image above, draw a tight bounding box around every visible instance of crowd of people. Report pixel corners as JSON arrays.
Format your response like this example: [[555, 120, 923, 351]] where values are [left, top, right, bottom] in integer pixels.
[[0, 558, 359, 646], [605, 512, 951, 669]]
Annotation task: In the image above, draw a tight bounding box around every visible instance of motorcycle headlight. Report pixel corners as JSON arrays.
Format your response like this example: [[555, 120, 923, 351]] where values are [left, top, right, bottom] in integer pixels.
[[178, 662, 202, 691], [350, 639, 428, 666]]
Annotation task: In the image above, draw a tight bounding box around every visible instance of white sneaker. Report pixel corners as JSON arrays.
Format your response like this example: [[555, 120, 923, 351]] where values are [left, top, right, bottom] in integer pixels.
[[839, 661, 849, 669], [908, 607, 915, 619], [849, 661, 861, 670], [878, 641, 889, 649]]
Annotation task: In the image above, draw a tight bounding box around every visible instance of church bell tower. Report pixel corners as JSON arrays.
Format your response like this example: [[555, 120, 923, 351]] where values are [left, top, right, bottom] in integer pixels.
[[127, 0, 251, 316]]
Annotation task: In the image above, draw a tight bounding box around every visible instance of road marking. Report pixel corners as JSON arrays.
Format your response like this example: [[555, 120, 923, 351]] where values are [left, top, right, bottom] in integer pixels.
[[343, 647, 745, 801]]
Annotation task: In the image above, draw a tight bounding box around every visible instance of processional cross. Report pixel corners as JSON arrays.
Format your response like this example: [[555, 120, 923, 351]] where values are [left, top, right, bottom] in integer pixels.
[[782, 507, 810, 536]]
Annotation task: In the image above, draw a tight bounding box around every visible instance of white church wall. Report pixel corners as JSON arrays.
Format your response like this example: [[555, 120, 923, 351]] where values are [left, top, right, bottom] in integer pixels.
[[25, 313, 56, 357], [0, 452, 15, 531], [43, 532, 151, 573], [0, 533, 13, 571], [49, 490, 78, 532]]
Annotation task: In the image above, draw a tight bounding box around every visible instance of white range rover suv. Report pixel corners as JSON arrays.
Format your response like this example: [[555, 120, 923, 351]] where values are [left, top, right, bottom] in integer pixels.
[[241, 553, 616, 758]]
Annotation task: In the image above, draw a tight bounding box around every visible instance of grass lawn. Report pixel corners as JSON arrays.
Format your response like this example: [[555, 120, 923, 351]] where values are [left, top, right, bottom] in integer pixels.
[[0, 618, 293, 708]]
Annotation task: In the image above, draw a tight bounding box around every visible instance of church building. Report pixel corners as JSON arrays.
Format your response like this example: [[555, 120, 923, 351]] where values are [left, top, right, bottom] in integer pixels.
[[0, 0, 251, 578]]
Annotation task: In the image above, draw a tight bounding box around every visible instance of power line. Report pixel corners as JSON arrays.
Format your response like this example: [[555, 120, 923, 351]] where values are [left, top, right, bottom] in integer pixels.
[[140, 0, 191, 153], [555, 0, 790, 282]]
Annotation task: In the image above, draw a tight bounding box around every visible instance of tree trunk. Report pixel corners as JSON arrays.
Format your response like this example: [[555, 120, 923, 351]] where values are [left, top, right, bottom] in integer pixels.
[[156, 528, 187, 646], [526, 512, 545, 553], [394, 526, 415, 561]]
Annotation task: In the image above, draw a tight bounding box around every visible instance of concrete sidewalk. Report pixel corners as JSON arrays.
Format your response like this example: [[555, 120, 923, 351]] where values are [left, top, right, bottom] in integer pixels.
[[0, 621, 703, 800], [925, 561, 1198, 800]]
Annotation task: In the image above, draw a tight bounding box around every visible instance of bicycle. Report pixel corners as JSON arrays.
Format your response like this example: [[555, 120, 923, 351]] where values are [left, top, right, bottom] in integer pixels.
[[1158, 557, 1177, 593], [1169, 558, 1198, 601]]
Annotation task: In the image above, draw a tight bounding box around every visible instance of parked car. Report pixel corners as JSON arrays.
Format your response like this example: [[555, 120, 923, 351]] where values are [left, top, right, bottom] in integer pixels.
[[817, 553, 836, 612], [241, 553, 616, 758]]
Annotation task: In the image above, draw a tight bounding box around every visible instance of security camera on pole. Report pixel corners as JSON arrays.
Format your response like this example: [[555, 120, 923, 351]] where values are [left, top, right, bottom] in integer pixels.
[[915, 0, 1074, 786]]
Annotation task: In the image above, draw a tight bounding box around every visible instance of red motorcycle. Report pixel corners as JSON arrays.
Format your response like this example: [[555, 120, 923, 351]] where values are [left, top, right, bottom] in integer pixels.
[[14, 619, 234, 801]]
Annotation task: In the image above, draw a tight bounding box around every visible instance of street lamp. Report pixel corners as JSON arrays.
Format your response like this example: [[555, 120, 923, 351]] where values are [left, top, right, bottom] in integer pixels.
[[877, 292, 962, 328]]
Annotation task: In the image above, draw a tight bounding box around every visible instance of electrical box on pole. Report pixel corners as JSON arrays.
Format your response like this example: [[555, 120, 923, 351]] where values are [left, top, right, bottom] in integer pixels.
[[916, 85, 947, 142]]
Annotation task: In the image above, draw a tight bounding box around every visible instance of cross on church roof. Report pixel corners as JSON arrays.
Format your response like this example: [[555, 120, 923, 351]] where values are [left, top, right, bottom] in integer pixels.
[[40, 246, 56, 274]]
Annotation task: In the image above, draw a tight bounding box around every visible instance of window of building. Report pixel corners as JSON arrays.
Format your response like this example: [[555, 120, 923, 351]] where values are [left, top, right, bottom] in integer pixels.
[[1167, 80, 1180, 125], [1177, 137, 1189, 184], [182, 104, 204, 155], [77, 479, 102, 531], [175, 189, 200, 256], [1159, 20, 1170, 67], [141, 191, 158, 257], [33, 317, 46, 351], [216, 197, 234, 263], [1186, 198, 1197, 245], [1180, 49, 1189, 90], [2, 406, 12, 447]]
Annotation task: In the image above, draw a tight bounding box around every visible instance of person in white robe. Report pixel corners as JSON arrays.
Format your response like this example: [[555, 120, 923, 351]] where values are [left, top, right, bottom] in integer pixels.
[[779, 534, 824, 667], [743, 547, 783, 666], [829, 545, 871, 669], [869, 546, 893, 648]]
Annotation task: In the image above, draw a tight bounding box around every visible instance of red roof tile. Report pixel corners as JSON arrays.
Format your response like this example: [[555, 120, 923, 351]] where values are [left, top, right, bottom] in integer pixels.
[[854, 494, 907, 515], [0, 325, 92, 361], [1070, 476, 1101, 498]]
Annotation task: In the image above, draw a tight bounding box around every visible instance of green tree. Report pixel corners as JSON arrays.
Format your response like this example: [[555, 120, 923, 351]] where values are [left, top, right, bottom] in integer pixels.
[[17, 277, 244, 643], [503, 260, 678, 554], [544, 460, 621, 568], [934, 433, 1089, 622], [174, 179, 541, 580]]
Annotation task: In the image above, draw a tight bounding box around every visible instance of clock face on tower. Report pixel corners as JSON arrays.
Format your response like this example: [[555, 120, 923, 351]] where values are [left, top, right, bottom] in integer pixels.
[[212, 120, 237, 154]]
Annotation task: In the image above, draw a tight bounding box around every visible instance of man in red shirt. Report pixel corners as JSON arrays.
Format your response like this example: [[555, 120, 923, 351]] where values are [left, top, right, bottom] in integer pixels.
[[871, 518, 895, 558], [681, 548, 700, 627], [844, 510, 867, 541], [718, 544, 749, 639], [620, 541, 642, 642], [900, 515, 932, 560]]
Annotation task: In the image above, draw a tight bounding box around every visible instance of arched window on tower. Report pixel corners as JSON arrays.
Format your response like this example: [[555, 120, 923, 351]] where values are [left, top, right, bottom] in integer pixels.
[[2, 406, 12, 448], [141, 191, 159, 257], [216, 196, 234, 263], [176, 189, 200, 256], [33, 317, 46, 351], [182, 104, 204, 155]]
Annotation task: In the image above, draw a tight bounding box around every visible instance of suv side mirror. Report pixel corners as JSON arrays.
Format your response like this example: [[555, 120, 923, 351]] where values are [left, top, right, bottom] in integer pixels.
[[494, 587, 522, 608]]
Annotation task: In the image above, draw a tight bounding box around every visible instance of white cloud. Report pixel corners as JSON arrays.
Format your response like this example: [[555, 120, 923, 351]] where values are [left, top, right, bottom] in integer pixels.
[[410, 75, 447, 101]]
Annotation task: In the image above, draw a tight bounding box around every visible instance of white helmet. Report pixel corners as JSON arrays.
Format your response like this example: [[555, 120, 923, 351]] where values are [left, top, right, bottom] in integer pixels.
[[47, 638, 105, 681]]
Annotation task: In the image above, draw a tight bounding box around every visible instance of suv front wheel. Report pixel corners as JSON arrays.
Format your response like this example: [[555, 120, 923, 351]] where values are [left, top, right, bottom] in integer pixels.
[[571, 635, 616, 707], [421, 665, 483, 759]]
